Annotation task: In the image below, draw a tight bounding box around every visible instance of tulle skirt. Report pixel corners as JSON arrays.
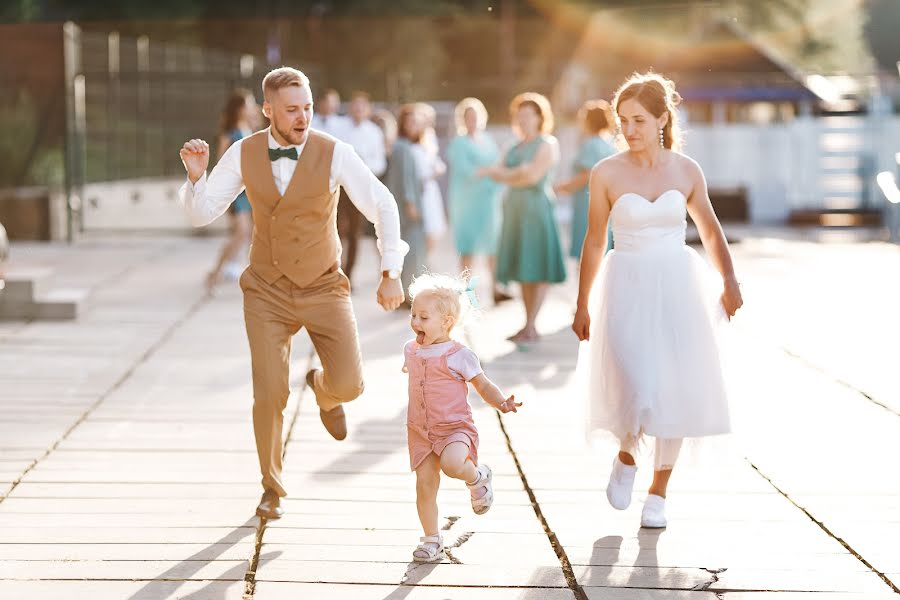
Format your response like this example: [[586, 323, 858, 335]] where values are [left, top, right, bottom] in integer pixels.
[[578, 243, 731, 443]]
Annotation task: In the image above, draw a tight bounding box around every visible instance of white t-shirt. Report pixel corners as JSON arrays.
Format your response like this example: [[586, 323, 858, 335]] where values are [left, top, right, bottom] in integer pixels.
[[403, 340, 483, 382]]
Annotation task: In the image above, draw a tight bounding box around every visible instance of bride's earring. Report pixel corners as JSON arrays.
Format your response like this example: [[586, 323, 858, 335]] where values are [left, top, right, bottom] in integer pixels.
[[659, 128, 665, 147]]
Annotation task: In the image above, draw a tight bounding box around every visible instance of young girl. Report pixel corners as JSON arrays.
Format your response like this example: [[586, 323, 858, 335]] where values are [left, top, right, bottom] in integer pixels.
[[403, 273, 522, 562]]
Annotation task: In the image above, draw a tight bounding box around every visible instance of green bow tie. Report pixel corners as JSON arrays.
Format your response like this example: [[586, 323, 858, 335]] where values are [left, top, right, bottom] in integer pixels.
[[269, 147, 298, 161]]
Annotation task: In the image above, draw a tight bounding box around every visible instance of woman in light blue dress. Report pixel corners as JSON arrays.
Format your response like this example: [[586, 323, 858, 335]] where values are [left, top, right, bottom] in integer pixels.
[[554, 100, 616, 260], [446, 98, 510, 304]]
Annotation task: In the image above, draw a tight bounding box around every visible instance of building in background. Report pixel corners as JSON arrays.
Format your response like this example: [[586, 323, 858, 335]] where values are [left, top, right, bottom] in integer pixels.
[[1, 1, 897, 237]]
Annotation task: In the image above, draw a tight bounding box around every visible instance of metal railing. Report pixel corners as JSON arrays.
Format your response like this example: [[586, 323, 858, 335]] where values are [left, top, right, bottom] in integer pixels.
[[63, 22, 274, 240]]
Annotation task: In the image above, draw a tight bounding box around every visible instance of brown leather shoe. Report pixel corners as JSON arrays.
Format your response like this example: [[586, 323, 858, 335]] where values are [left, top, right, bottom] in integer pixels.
[[319, 405, 347, 441], [256, 489, 284, 519], [307, 368, 348, 441]]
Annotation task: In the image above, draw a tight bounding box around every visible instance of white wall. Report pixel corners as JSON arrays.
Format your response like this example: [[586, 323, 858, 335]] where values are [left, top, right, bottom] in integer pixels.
[[673, 115, 900, 223], [686, 122, 801, 223], [82, 177, 227, 232]]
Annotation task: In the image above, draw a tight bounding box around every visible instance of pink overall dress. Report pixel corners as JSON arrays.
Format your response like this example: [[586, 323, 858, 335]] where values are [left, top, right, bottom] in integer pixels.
[[406, 341, 480, 471]]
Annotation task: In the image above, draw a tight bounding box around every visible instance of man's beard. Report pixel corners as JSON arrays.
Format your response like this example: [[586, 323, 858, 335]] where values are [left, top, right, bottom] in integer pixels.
[[274, 122, 306, 145]]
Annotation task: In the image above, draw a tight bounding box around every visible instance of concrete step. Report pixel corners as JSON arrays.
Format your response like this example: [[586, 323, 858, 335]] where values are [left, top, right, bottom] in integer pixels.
[[1, 267, 53, 302], [0, 298, 85, 320], [0, 270, 87, 321], [32, 288, 88, 320]]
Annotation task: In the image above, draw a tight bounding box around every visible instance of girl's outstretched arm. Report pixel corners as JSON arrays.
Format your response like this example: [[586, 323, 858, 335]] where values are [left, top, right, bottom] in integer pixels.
[[470, 374, 522, 413]]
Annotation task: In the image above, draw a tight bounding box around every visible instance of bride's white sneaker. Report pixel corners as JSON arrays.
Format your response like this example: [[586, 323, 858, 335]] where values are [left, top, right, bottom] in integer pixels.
[[641, 494, 667, 528], [606, 456, 637, 510]]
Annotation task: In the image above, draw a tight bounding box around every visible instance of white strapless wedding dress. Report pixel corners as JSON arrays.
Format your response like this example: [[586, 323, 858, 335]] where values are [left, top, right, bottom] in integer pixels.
[[579, 189, 730, 442]]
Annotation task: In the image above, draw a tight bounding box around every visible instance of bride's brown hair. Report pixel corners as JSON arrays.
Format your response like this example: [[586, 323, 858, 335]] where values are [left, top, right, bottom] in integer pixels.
[[613, 72, 683, 151]]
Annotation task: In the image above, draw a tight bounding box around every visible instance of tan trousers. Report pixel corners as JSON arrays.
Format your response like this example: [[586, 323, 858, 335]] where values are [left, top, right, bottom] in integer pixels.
[[240, 265, 364, 497]]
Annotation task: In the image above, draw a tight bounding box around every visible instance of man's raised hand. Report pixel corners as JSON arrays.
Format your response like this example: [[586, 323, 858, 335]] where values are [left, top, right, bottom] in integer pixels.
[[179, 139, 210, 184]]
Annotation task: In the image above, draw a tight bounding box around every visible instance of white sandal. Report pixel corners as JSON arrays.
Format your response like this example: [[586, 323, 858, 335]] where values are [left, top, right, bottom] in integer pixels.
[[467, 464, 493, 515], [412, 534, 444, 562]]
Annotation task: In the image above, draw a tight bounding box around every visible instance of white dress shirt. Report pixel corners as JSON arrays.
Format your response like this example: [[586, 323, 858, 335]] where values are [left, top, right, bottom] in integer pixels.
[[343, 119, 387, 177], [178, 129, 408, 272], [311, 113, 351, 140]]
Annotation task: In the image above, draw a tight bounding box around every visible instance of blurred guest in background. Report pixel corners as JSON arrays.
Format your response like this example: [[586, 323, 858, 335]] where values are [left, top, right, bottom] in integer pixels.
[[385, 104, 426, 305], [446, 97, 510, 304], [205, 88, 260, 291], [338, 91, 387, 284], [554, 99, 617, 263], [480, 92, 566, 343]]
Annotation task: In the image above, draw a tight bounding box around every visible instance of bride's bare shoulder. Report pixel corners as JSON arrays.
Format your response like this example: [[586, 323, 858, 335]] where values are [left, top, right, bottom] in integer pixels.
[[671, 150, 704, 176], [593, 151, 628, 178]]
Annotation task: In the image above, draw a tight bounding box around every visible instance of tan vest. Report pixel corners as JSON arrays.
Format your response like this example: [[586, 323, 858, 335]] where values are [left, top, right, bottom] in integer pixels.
[[241, 129, 340, 288]]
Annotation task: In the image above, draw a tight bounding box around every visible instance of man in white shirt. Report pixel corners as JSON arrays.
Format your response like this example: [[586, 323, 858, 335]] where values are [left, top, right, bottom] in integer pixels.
[[310, 88, 350, 139], [343, 92, 387, 177], [178, 67, 406, 520], [337, 91, 388, 282]]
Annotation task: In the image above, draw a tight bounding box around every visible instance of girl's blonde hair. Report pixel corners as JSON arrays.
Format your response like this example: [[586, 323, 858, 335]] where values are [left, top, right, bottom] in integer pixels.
[[408, 271, 478, 329]]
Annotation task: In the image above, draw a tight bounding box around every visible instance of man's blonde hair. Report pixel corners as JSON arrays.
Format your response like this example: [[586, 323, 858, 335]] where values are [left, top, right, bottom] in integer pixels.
[[262, 67, 310, 101]]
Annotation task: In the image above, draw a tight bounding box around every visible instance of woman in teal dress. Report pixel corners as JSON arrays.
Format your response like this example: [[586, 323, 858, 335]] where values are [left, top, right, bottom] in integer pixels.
[[480, 92, 566, 343], [446, 97, 510, 304], [554, 100, 617, 260]]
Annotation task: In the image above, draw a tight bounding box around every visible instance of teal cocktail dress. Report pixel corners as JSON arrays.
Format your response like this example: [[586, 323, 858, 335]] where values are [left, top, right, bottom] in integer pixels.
[[495, 135, 566, 285]]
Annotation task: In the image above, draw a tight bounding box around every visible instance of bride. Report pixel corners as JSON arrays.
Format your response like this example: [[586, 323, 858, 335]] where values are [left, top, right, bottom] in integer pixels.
[[572, 72, 744, 529]]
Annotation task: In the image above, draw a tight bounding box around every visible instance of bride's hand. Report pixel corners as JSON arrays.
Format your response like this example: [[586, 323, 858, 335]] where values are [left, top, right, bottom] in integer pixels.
[[721, 278, 743, 320], [572, 308, 591, 341]]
